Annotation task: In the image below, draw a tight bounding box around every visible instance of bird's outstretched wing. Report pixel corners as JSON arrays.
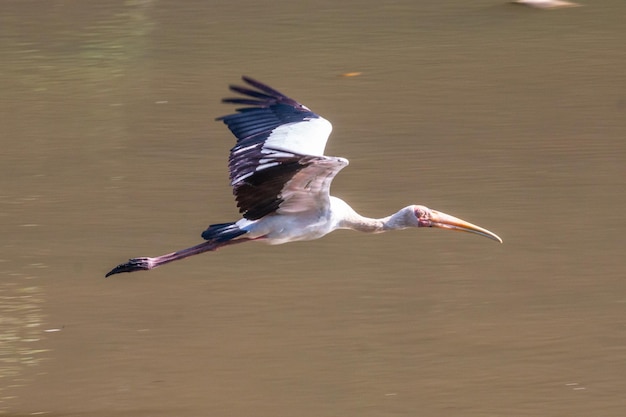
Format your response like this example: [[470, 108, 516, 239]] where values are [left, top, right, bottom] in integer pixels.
[[217, 76, 346, 220]]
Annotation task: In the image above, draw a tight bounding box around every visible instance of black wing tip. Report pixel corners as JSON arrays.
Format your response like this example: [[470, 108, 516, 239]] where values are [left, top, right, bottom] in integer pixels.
[[226, 76, 282, 99], [222, 76, 304, 108], [240, 76, 284, 96], [240, 75, 260, 86]]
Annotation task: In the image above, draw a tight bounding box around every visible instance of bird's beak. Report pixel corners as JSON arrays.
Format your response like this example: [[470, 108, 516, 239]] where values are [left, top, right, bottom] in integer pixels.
[[428, 210, 503, 243]]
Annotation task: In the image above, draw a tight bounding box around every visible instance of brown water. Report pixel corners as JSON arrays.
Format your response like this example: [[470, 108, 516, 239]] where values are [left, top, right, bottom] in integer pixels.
[[1, 0, 625, 416]]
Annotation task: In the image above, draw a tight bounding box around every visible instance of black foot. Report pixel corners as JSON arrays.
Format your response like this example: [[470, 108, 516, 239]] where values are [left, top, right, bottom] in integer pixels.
[[105, 257, 152, 278]]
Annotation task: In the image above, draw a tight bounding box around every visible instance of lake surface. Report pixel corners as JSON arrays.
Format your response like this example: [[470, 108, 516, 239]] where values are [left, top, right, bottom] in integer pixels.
[[1, 0, 625, 416]]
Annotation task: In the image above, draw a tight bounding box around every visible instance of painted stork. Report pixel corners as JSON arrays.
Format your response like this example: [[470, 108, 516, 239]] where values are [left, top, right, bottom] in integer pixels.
[[105, 77, 502, 278]]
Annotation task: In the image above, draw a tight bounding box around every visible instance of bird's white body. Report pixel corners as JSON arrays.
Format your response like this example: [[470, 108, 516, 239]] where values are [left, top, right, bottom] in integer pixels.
[[234, 197, 343, 244], [238, 196, 414, 245]]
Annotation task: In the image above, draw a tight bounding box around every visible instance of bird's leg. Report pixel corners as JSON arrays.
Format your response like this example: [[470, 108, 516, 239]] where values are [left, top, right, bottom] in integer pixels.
[[105, 238, 252, 277]]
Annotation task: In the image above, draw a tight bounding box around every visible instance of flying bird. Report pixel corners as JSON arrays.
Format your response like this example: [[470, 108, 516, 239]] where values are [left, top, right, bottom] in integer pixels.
[[106, 77, 502, 278], [511, 0, 580, 9]]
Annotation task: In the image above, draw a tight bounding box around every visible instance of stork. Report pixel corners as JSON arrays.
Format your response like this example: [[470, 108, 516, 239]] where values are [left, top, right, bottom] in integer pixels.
[[106, 76, 502, 278]]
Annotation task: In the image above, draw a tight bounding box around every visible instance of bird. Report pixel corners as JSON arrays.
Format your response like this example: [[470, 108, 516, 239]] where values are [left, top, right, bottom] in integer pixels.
[[105, 76, 502, 278], [511, 0, 581, 9]]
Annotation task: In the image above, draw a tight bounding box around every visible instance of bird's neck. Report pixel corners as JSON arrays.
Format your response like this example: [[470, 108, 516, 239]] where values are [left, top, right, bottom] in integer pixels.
[[331, 198, 415, 234]]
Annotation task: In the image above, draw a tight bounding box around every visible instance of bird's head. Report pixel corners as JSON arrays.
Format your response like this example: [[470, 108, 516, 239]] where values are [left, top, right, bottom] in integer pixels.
[[412, 205, 502, 243]]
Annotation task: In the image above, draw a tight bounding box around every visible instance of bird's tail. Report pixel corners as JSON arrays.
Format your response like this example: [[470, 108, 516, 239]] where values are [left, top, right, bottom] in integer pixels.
[[201, 222, 247, 242]]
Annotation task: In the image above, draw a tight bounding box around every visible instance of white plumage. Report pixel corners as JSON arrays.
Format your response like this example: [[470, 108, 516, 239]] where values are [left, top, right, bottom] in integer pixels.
[[262, 118, 332, 156]]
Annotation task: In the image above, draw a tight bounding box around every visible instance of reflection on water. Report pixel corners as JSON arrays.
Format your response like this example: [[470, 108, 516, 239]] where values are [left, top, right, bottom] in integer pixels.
[[0, 274, 46, 411]]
